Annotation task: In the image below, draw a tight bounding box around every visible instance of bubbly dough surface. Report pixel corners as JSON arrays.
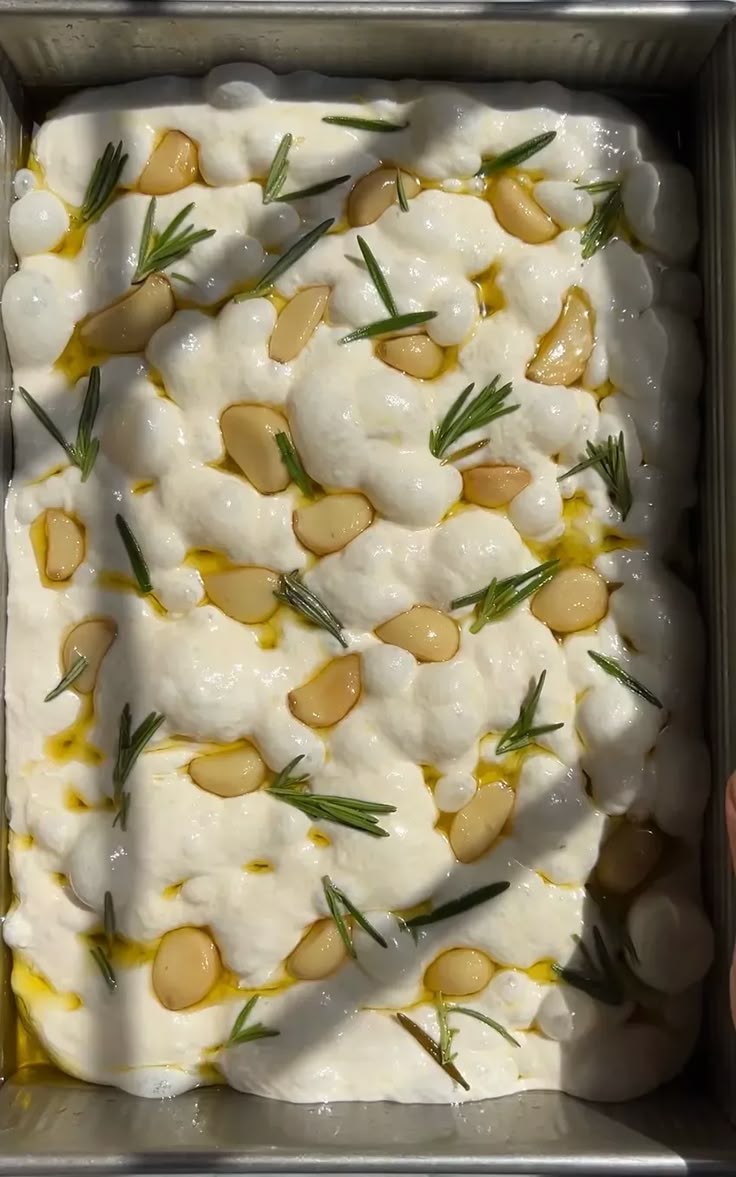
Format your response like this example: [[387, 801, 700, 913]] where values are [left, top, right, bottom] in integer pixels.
[[1, 65, 710, 1103]]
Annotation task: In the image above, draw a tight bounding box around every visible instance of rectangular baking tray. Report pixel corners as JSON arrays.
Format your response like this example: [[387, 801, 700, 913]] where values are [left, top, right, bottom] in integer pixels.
[[0, 0, 736, 1171]]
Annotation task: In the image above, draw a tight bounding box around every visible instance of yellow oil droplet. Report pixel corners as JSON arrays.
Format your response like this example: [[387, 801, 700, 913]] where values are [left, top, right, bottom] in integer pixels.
[[442, 499, 472, 523], [13, 957, 81, 1012], [132, 479, 156, 495], [197, 1060, 222, 1085], [477, 752, 523, 790], [11, 833, 34, 852], [54, 223, 86, 260], [52, 873, 69, 890], [267, 291, 289, 315], [244, 859, 274, 872], [307, 828, 331, 848], [26, 463, 67, 488], [146, 365, 171, 398], [257, 618, 280, 649], [421, 764, 441, 790], [30, 513, 63, 591], [46, 694, 102, 767], [162, 881, 185, 899], [525, 959, 556, 984], [16, 1017, 51, 1071], [95, 570, 168, 616], [26, 155, 45, 186], [434, 810, 453, 838], [474, 262, 505, 316], [54, 324, 107, 387], [185, 548, 235, 578]]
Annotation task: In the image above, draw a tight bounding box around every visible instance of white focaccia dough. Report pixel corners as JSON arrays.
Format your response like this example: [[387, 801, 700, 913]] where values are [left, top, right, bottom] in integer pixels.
[[1, 64, 711, 1104]]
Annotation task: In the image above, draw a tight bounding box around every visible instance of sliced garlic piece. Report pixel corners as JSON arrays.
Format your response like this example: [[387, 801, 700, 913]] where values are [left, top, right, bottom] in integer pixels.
[[81, 274, 175, 354], [376, 334, 444, 379], [139, 131, 199, 196], [287, 918, 348, 980], [526, 288, 594, 386], [449, 781, 514, 863], [462, 465, 531, 508], [375, 606, 459, 663], [62, 618, 117, 694], [348, 168, 420, 227], [425, 948, 494, 997], [45, 509, 85, 581], [597, 823, 663, 894], [531, 566, 608, 633], [293, 493, 373, 555], [152, 927, 221, 1010], [189, 743, 266, 798], [490, 175, 557, 244], [220, 404, 290, 494], [288, 654, 361, 728], [269, 286, 330, 363], [203, 566, 279, 624]]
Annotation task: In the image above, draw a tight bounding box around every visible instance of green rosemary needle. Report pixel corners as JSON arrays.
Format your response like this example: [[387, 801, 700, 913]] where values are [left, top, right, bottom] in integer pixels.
[[80, 141, 128, 224], [275, 570, 347, 647], [132, 197, 215, 284], [275, 432, 318, 498], [323, 115, 408, 133], [496, 670, 564, 755], [322, 875, 388, 958], [89, 945, 117, 992], [267, 756, 396, 838], [436, 994, 458, 1067], [263, 133, 293, 203], [234, 219, 334, 302], [19, 365, 101, 482], [277, 176, 351, 203], [477, 130, 556, 178], [103, 891, 116, 953], [552, 926, 625, 1006], [580, 185, 623, 259], [112, 704, 165, 831], [447, 1004, 520, 1049], [340, 310, 436, 345], [396, 170, 410, 212], [395, 1012, 470, 1090], [115, 513, 152, 594], [405, 882, 509, 932], [451, 560, 560, 632], [558, 431, 632, 520], [587, 650, 663, 709], [430, 375, 518, 461], [44, 655, 88, 702], [357, 235, 398, 317], [226, 996, 280, 1046], [576, 180, 621, 194]]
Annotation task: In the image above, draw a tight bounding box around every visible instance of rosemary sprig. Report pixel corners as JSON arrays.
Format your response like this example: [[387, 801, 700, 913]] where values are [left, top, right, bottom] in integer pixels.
[[267, 755, 396, 837], [115, 513, 152, 594], [234, 219, 334, 302], [89, 945, 117, 992], [19, 365, 101, 482], [277, 176, 351, 203], [275, 433, 318, 498], [495, 670, 563, 756], [263, 133, 292, 203], [357, 235, 398, 317], [580, 185, 622, 259], [429, 375, 518, 461], [447, 1004, 520, 1049], [552, 926, 625, 1006], [132, 198, 215, 284], [323, 115, 408, 133], [340, 310, 436, 346], [112, 703, 165, 830], [451, 560, 559, 632], [44, 655, 88, 702], [436, 995, 458, 1066], [226, 996, 280, 1046], [80, 141, 128, 224], [395, 1012, 470, 1090], [558, 431, 632, 520], [396, 171, 410, 212], [587, 650, 662, 709], [576, 180, 620, 194], [103, 891, 116, 953], [275, 570, 347, 647], [405, 882, 509, 933], [477, 131, 556, 178], [322, 874, 388, 958]]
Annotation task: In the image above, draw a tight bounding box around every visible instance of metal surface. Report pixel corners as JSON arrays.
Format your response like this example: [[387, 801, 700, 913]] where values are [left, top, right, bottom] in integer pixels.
[[1, 1, 736, 1172]]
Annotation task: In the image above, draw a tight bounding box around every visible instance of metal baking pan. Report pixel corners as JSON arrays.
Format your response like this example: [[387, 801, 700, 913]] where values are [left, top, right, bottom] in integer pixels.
[[0, 0, 736, 1171]]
